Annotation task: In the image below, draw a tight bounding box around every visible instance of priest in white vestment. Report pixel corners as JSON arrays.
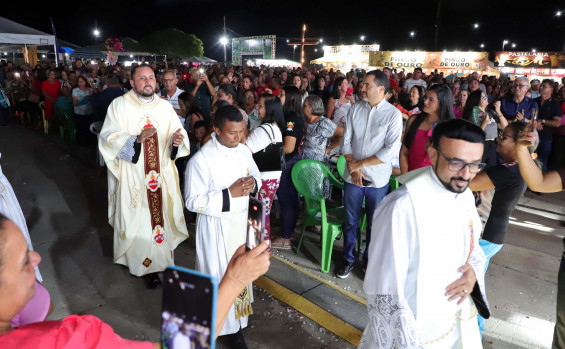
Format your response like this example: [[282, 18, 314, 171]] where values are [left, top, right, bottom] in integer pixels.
[[184, 105, 261, 345], [359, 119, 490, 349], [99, 65, 190, 286]]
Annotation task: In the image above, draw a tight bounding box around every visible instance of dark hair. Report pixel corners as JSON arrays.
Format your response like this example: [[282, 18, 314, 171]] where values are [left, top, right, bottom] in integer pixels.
[[77, 75, 92, 89], [178, 91, 201, 116], [461, 89, 484, 122], [218, 84, 238, 103], [261, 94, 285, 127], [386, 86, 398, 105], [431, 119, 485, 148], [414, 67, 423, 73], [213, 105, 243, 129], [404, 84, 455, 149], [332, 77, 346, 99], [106, 74, 120, 86], [314, 75, 326, 90], [193, 120, 208, 130], [131, 63, 152, 80], [282, 86, 302, 116], [403, 85, 425, 110], [365, 70, 390, 91]]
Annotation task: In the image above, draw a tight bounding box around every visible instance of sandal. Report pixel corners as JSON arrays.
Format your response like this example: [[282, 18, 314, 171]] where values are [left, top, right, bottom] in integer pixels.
[[271, 237, 292, 250]]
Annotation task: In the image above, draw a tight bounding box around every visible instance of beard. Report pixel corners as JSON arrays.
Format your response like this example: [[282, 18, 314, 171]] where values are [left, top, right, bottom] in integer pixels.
[[439, 176, 470, 193], [435, 161, 470, 193], [135, 84, 155, 97]]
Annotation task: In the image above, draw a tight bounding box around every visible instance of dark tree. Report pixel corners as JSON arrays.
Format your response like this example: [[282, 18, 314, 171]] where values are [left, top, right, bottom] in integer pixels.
[[139, 28, 204, 58]]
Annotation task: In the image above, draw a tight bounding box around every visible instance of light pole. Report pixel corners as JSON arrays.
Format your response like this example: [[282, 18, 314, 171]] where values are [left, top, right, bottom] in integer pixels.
[[502, 39, 509, 51], [220, 37, 228, 64], [293, 45, 297, 61]]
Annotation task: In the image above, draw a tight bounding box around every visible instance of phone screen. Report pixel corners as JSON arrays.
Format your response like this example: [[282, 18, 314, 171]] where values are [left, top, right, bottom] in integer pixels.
[[161, 267, 217, 349], [246, 197, 266, 250]]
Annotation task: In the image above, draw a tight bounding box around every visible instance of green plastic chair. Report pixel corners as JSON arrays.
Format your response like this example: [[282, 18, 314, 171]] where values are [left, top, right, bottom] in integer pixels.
[[291, 159, 345, 273], [61, 112, 76, 144]]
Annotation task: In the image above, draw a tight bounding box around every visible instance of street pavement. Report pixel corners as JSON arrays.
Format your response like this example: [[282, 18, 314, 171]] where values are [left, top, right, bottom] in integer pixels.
[[0, 123, 559, 348]]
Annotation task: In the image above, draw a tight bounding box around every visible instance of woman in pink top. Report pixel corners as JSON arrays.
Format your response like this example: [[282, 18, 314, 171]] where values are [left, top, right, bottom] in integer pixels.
[[399, 84, 455, 173], [0, 213, 270, 349], [452, 89, 468, 118]]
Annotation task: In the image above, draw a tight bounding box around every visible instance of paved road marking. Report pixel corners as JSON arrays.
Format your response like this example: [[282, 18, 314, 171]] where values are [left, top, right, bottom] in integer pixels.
[[272, 254, 367, 306], [254, 275, 363, 346]]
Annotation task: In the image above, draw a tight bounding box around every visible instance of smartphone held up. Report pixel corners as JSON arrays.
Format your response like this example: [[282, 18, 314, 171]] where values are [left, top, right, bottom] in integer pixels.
[[161, 267, 218, 349], [246, 197, 267, 251]]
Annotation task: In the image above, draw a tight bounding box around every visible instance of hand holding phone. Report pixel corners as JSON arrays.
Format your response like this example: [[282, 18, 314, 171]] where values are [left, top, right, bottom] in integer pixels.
[[247, 198, 266, 250]]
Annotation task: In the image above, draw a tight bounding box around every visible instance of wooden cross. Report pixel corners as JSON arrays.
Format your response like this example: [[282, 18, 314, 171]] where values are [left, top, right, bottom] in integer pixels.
[[287, 24, 320, 66]]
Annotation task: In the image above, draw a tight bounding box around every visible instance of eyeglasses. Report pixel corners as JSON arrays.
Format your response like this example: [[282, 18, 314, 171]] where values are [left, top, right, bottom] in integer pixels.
[[514, 84, 529, 89], [245, 95, 254, 98], [498, 130, 516, 141], [435, 148, 486, 173]]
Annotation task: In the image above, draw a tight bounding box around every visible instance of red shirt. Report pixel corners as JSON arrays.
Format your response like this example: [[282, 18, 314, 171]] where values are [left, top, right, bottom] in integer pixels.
[[0, 315, 154, 349], [389, 78, 399, 94]]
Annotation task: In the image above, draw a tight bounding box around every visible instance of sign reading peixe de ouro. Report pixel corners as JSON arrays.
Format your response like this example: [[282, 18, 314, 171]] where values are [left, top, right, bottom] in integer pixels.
[[495, 52, 565, 68], [368, 51, 488, 70]]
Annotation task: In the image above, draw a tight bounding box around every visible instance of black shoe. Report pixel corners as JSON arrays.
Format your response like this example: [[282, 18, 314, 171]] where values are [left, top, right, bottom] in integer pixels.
[[336, 262, 354, 279], [225, 330, 248, 349], [143, 272, 162, 289]]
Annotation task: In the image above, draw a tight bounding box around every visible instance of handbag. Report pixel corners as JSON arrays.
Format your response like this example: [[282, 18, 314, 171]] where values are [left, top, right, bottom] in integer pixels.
[[252, 124, 286, 172]]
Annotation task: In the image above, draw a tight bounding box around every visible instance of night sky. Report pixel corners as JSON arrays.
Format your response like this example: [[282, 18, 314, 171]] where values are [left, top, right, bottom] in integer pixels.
[[4, 0, 565, 62]]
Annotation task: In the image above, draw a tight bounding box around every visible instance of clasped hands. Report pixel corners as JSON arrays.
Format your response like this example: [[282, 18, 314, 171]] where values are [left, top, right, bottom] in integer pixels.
[[229, 176, 255, 197], [137, 128, 184, 147], [346, 157, 365, 186]]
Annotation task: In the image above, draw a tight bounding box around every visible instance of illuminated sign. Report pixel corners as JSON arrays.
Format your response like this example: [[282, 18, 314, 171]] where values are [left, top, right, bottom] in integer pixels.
[[369, 51, 488, 70], [494, 51, 565, 68]]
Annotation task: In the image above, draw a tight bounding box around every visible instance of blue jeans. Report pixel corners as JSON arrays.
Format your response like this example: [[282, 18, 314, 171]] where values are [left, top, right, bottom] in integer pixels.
[[537, 138, 552, 173], [477, 238, 503, 335], [277, 155, 301, 240], [342, 181, 389, 265]]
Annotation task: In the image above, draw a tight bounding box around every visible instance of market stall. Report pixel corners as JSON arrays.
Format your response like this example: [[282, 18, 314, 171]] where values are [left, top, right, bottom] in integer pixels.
[[494, 51, 565, 81], [368, 50, 495, 77], [310, 44, 380, 71]]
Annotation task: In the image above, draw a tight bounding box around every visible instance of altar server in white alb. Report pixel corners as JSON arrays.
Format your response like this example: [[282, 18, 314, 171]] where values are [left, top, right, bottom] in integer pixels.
[[185, 105, 261, 348], [359, 119, 490, 348], [99, 64, 190, 289]]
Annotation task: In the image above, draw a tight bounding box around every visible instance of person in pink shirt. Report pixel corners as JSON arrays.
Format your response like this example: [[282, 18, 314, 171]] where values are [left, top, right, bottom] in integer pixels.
[[0, 213, 270, 349]]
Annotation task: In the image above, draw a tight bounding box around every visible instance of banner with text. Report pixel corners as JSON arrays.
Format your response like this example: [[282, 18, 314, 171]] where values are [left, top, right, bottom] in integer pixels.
[[369, 51, 488, 70], [494, 52, 565, 68]]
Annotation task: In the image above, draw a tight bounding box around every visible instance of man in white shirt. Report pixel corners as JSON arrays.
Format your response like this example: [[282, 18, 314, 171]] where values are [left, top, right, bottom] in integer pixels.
[[359, 119, 489, 348], [402, 67, 427, 95], [162, 70, 185, 124], [337, 70, 403, 278]]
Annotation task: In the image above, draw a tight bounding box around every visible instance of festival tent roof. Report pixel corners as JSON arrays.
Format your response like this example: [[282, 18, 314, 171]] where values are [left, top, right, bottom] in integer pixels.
[[0, 16, 55, 46], [182, 56, 217, 63]]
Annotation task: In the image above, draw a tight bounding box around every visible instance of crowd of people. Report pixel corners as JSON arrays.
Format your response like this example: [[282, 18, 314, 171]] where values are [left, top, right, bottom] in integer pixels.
[[1, 56, 565, 348]]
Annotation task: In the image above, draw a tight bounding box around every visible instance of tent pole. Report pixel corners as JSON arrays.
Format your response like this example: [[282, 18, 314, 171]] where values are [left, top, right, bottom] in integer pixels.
[[53, 44, 59, 66]]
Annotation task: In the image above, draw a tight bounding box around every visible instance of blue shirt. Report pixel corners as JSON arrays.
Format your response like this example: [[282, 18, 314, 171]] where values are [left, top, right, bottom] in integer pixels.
[[500, 95, 538, 121]]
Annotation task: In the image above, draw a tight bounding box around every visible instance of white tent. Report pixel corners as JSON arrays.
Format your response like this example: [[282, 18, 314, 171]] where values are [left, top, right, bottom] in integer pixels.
[[0, 16, 57, 64]]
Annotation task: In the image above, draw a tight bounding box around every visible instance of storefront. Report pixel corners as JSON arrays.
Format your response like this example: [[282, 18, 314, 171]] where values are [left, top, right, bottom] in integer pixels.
[[368, 50, 494, 77], [494, 51, 565, 81], [310, 44, 380, 71]]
